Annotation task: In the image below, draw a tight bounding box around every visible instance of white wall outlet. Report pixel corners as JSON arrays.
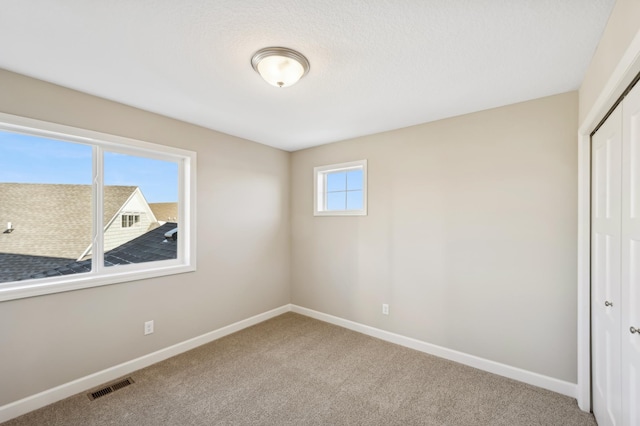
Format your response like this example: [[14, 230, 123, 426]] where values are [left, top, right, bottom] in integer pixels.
[[382, 304, 389, 315], [144, 320, 154, 335]]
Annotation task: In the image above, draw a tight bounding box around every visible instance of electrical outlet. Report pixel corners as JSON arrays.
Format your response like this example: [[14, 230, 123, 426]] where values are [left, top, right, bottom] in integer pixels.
[[382, 304, 389, 315], [144, 320, 154, 335]]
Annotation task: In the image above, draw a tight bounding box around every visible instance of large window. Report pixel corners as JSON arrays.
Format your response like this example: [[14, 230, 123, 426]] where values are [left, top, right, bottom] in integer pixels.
[[0, 113, 196, 301], [314, 160, 367, 216]]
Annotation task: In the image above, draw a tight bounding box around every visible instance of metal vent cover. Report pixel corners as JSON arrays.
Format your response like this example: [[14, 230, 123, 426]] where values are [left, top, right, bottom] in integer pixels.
[[88, 377, 135, 401]]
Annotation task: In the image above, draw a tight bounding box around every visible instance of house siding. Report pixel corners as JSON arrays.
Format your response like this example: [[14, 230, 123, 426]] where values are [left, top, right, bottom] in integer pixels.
[[102, 191, 158, 255], [103, 211, 156, 254]]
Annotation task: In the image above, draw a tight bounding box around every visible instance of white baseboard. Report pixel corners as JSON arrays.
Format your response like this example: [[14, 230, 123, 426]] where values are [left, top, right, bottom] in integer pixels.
[[290, 305, 577, 398], [2, 303, 578, 423], [0, 304, 291, 424]]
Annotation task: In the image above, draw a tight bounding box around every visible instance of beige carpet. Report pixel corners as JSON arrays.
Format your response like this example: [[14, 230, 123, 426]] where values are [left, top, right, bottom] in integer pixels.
[[3, 313, 596, 425]]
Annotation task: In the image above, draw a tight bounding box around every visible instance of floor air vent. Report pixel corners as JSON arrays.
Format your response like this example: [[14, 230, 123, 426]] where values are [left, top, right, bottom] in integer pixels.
[[88, 377, 135, 401]]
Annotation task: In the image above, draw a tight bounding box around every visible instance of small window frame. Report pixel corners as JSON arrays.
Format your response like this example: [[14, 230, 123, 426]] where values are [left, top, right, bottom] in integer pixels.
[[314, 160, 367, 216]]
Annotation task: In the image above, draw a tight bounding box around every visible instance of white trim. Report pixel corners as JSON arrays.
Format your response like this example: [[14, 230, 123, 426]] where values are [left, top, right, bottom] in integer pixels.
[[576, 28, 640, 412], [291, 305, 577, 398], [0, 260, 193, 302], [0, 113, 194, 159], [313, 159, 368, 216], [0, 304, 291, 424]]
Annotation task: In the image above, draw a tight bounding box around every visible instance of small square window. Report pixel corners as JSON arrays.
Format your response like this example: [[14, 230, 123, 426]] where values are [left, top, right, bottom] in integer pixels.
[[314, 160, 367, 216]]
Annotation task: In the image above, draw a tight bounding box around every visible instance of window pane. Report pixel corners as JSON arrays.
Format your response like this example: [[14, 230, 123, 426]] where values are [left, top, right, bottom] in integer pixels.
[[326, 171, 347, 192], [103, 152, 179, 267], [0, 130, 92, 282], [346, 190, 363, 210], [327, 191, 346, 210], [346, 169, 363, 190]]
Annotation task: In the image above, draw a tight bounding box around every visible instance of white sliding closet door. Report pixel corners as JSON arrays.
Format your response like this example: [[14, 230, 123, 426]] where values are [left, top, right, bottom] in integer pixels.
[[592, 104, 623, 426], [621, 80, 640, 426], [592, 80, 640, 426]]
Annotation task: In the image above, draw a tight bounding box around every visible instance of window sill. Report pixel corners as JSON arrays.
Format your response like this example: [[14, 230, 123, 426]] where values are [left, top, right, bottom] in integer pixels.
[[314, 210, 367, 217], [0, 262, 196, 302]]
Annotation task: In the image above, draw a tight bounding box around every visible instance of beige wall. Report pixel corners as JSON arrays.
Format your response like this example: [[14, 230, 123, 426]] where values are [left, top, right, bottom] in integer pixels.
[[579, 0, 640, 123], [291, 92, 578, 382], [0, 69, 290, 406]]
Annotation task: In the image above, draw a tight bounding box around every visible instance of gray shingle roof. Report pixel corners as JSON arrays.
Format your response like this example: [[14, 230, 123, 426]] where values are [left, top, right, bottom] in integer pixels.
[[0, 253, 73, 283], [27, 222, 178, 280], [0, 183, 137, 260]]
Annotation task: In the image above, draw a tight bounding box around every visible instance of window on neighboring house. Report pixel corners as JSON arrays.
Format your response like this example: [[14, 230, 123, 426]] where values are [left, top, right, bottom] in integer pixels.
[[0, 112, 196, 302], [314, 160, 367, 216], [121, 214, 140, 228]]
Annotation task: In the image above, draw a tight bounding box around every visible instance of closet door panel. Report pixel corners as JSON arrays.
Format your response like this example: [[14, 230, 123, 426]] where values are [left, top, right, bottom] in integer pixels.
[[592, 104, 623, 426], [621, 81, 640, 426]]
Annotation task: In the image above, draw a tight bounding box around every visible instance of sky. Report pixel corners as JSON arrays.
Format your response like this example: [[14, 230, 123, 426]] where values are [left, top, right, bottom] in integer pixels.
[[326, 169, 363, 210], [0, 130, 178, 203]]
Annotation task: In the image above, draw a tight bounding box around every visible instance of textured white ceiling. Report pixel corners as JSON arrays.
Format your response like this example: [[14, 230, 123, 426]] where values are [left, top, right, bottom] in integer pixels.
[[0, 1, 615, 151]]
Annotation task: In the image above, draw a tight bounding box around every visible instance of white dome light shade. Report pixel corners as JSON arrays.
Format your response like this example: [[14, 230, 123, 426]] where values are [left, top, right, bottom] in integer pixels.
[[257, 55, 304, 87], [251, 47, 310, 88]]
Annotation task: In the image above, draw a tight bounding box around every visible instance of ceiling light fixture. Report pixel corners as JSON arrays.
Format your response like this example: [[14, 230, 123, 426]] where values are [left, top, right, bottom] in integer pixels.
[[251, 47, 310, 88]]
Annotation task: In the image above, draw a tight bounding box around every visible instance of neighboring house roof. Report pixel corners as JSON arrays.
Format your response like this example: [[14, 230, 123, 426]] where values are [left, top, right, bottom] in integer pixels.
[[149, 202, 178, 223], [0, 183, 137, 260], [28, 222, 178, 280], [0, 253, 74, 283]]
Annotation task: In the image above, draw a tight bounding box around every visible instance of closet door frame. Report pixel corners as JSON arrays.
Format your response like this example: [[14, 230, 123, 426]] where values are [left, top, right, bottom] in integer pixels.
[[577, 31, 640, 412]]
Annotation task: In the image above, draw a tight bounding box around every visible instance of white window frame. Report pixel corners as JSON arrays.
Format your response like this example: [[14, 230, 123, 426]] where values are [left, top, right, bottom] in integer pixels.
[[314, 160, 367, 216], [0, 112, 197, 302], [121, 213, 141, 228]]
